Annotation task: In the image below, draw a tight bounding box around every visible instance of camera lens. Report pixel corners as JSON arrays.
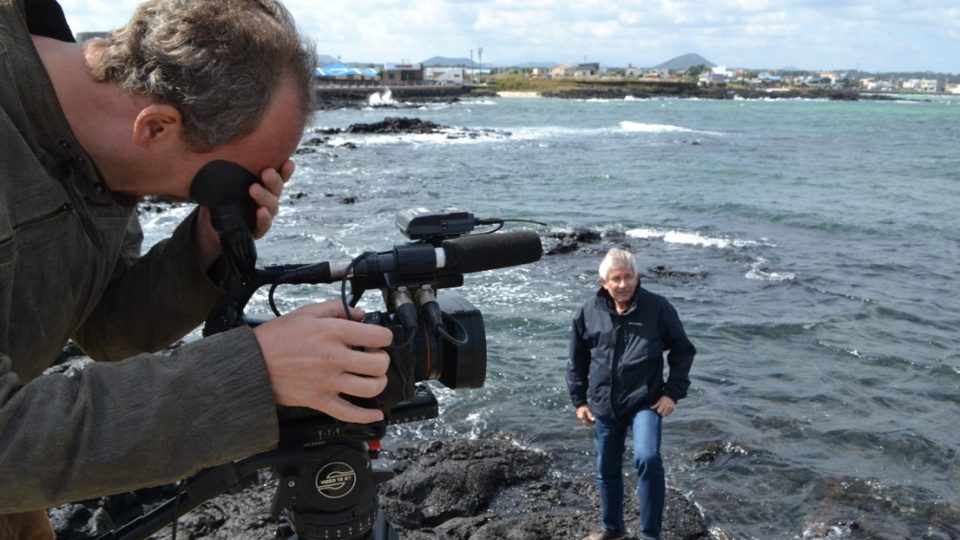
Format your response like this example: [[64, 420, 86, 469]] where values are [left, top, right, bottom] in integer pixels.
[[409, 292, 486, 389], [434, 293, 486, 389]]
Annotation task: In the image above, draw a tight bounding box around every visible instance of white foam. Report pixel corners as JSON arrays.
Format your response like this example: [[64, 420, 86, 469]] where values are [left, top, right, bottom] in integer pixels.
[[745, 258, 796, 282], [367, 88, 397, 107], [619, 121, 723, 136], [327, 128, 511, 147], [626, 227, 760, 249]]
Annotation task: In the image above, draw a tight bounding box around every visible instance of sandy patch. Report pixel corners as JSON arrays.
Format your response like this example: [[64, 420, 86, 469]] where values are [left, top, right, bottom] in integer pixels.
[[496, 91, 542, 98]]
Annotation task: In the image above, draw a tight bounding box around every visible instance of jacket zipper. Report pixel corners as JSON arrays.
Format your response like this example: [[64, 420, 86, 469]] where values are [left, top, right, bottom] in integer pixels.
[[12, 203, 75, 231]]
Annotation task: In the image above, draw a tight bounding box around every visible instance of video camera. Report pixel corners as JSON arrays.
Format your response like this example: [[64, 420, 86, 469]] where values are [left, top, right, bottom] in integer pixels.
[[96, 161, 543, 540]]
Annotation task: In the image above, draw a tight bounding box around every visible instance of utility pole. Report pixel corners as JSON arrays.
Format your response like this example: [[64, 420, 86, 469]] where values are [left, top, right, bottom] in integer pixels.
[[478, 47, 483, 82]]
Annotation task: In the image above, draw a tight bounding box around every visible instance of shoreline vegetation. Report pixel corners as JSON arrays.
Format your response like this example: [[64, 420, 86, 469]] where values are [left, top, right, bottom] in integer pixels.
[[313, 78, 904, 109]]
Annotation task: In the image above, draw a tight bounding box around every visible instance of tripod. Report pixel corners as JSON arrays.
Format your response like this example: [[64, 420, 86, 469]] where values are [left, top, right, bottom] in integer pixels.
[[95, 385, 437, 540]]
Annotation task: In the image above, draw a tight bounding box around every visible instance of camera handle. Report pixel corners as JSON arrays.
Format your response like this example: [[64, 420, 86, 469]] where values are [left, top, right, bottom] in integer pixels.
[[94, 451, 271, 540]]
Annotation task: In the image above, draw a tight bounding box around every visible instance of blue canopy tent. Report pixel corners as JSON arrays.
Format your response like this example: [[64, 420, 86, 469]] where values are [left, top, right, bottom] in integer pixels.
[[313, 63, 379, 79]]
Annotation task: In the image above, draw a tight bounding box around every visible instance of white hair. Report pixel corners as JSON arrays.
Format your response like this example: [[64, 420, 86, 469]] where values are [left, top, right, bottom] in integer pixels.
[[598, 248, 638, 280]]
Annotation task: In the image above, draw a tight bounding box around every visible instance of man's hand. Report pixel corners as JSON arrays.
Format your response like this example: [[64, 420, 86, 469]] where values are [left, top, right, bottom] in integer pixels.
[[575, 404, 595, 426], [194, 159, 295, 270], [250, 158, 294, 239], [651, 396, 677, 417], [253, 300, 393, 424]]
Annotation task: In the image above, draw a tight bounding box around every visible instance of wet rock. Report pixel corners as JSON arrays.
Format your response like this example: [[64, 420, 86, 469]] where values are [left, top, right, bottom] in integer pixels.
[[545, 228, 603, 255], [51, 438, 707, 540], [378, 439, 551, 530], [309, 117, 510, 142], [647, 266, 709, 279], [315, 117, 449, 136]]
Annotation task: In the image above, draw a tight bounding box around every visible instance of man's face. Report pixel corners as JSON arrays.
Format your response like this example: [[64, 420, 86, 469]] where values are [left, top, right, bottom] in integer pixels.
[[601, 265, 639, 306]]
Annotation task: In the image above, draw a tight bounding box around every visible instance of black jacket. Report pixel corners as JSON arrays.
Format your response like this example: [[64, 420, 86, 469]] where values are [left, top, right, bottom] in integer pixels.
[[567, 286, 696, 423]]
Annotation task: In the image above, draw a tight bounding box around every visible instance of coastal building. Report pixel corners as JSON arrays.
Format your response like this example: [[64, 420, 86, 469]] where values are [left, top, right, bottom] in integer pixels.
[[860, 78, 895, 92], [425, 67, 465, 85], [819, 71, 840, 84], [382, 63, 424, 84], [914, 79, 945, 93], [549, 64, 572, 79], [699, 65, 733, 85], [755, 72, 783, 84], [573, 63, 601, 78]]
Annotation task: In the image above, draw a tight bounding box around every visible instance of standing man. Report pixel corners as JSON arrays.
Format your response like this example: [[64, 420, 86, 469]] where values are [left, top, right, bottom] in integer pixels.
[[1, 0, 394, 537], [568, 248, 696, 540]]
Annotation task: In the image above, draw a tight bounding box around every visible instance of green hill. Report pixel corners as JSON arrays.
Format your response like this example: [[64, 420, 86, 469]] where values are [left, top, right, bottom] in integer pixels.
[[655, 53, 715, 70]]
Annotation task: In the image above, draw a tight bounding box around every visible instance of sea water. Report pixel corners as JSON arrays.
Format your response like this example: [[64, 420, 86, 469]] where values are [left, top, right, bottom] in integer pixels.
[[141, 93, 960, 538]]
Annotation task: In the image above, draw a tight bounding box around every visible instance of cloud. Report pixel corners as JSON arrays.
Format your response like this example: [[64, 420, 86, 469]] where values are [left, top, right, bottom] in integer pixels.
[[56, 0, 960, 72]]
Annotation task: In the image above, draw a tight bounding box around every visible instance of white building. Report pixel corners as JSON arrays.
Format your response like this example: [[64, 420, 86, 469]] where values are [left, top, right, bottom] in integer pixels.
[[903, 78, 944, 93], [424, 67, 465, 85], [699, 65, 733, 85]]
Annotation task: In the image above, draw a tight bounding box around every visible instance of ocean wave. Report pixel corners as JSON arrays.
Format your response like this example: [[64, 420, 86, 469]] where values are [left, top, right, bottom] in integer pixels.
[[324, 128, 512, 147], [462, 98, 498, 106], [625, 226, 765, 249], [320, 121, 721, 145], [746, 258, 797, 282], [619, 121, 724, 136]]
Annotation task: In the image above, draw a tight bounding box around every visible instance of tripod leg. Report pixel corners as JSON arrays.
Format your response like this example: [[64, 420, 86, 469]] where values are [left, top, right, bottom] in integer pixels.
[[370, 510, 397, 540]]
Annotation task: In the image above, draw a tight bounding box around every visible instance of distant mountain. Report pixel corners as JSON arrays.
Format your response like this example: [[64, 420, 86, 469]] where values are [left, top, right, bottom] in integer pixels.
[[655, 53, 715, 70], [317, 54, 339, 65], [421, 56, 478, 67]]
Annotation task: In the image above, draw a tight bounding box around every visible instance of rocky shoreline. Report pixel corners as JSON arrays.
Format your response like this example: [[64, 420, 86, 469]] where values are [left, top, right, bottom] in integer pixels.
[[313, 81, 894, 110], [49, 437, 710, 540], [532, 81, 894, 102]]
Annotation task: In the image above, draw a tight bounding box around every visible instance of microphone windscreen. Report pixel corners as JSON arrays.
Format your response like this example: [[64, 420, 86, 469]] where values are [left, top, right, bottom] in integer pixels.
[[442, 230, 543, 274]]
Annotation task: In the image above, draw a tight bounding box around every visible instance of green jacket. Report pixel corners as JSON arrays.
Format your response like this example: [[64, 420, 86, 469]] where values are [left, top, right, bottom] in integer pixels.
[[0, 0, 278, 511]]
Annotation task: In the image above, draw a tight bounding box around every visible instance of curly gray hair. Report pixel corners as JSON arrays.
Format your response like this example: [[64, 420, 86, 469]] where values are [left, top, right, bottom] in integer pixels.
[[598, 248, 638, 280], [88, 0, 317, 151]]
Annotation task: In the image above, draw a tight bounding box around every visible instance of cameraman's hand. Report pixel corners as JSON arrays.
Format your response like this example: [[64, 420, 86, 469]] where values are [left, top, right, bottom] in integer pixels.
[[250, 158, 294, 240], [253, 300, 393, 424]]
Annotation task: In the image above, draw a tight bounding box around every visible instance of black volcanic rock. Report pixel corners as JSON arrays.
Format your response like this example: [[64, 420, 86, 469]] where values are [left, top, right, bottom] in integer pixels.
[[50, 438, 707, 540], [546, 228, 603, 255]]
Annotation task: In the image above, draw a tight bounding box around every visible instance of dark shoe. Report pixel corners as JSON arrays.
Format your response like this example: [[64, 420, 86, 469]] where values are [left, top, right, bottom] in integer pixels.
[[583, 530, 627, 540]]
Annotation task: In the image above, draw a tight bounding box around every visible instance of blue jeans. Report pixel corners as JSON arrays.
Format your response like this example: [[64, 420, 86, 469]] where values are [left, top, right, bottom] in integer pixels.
[[593, 409, 665, 540]]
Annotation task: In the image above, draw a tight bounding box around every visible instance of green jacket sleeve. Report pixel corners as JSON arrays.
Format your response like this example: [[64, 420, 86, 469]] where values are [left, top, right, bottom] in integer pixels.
[[71, 209, 224, 361], [0, 326, 279, 513]]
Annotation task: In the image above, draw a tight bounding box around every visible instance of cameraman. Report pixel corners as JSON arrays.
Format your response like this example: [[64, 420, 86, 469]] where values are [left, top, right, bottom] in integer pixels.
[[0, 0, 392, 537]]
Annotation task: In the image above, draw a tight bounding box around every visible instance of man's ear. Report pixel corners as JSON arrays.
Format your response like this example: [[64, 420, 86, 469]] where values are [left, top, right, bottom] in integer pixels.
[[132, 104, 183, 147]]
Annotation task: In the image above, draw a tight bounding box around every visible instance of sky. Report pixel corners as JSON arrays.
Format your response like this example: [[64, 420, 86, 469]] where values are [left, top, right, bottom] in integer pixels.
[[58, 0, 960, 74]]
